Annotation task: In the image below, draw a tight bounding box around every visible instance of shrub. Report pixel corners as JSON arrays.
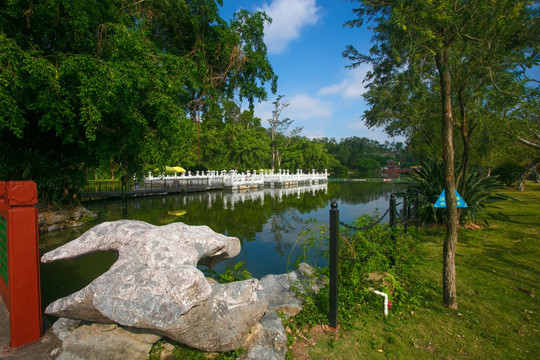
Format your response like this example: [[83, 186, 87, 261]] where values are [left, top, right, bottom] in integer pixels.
[[356, 158, 381, 172], [286, 215, 421, 331], [492, 162, 523, 187], [202, 261, 252, 283], [330, 163, 349, 177], [405, 157, 514, 225], [403, 158, 449, 224], [459, 170, 517, 224]]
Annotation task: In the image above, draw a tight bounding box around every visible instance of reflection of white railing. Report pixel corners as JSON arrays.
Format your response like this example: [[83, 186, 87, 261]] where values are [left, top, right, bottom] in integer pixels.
[[171, 183, 328, 210], [145, 169, 328, 189]]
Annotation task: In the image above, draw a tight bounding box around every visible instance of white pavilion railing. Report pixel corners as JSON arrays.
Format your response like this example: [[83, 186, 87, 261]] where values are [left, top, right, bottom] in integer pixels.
[[143, 169, 328, 190], [82, 169, 328, 198]]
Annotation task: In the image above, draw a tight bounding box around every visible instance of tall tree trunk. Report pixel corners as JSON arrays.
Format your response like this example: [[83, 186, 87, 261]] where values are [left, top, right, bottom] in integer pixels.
[[456, 89, 471, 192], [270, 131, 276, 170], [196, 105, 202, 163], [436, 48, 459, 309]]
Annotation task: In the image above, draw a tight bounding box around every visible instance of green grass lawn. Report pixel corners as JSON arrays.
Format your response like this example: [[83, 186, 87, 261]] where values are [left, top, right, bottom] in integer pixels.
[[294, 182, 539, 359]]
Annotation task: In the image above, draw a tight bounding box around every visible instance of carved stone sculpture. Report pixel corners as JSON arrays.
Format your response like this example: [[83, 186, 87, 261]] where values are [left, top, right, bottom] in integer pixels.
[[41, 220, 268, 352]]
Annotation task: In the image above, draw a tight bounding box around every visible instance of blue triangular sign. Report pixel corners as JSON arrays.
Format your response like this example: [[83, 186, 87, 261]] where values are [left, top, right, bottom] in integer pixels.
[[456, 190, 468, 208], [434, 189, 446, 208], [434, 189, 468, 208]]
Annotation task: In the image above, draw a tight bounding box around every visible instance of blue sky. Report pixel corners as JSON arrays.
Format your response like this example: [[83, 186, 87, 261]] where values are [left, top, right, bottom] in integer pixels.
[[220, 0, 397, 143], [220, 0, 539, 144]]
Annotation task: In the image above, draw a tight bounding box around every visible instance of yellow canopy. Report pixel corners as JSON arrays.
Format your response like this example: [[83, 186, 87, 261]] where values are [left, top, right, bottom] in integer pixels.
[[171, 166, 186, 173], [153, 166, 186, 173], [156, 166, 186, 173]]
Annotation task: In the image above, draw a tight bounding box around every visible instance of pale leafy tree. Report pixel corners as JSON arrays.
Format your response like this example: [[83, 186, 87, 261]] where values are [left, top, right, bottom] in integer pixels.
[[344, 0, 539, 308], [267, 96, 303, 169], [513, 95, 540, 190]]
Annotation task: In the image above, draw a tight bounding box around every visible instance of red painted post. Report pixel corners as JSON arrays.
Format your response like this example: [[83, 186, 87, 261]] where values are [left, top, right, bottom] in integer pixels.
[[0, 181, 42, 348]]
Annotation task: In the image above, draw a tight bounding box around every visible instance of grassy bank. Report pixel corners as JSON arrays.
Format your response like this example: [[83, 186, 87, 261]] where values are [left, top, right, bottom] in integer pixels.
[[291, 182, 539, 359]]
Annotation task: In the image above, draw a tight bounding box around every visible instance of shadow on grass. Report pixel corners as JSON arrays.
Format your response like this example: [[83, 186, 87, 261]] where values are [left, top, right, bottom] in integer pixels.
[[476, 243, 540, 282], [486, 212, 538, 226]]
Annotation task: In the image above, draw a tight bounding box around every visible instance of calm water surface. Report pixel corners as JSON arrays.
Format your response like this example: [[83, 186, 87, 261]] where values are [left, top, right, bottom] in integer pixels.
[[39, 180, 404, 311]]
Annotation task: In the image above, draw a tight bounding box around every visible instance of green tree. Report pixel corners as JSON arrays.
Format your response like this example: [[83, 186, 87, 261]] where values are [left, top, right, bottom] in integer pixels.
[[280, 137, 338, 171], [356, 158, 381, 172], [201, 101, 271, 171], [266, 95, 302, 169], [0, 0, 276, 202], [510, 92, 540, 190], [344, 0, 539, 308]]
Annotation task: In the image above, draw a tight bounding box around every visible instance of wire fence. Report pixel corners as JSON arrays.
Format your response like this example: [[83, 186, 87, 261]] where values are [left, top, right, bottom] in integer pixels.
[[327, 190, 420, 328]]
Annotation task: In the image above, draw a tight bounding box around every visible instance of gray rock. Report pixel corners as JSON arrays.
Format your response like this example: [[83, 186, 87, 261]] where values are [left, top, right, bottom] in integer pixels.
[[260, 263, 327, 317], [56, 322, 161, 360], [51, 318, 83, 342], [240, 310, 287, 360], [41, 220, 266, 352], [238, 263, 327, 360], [73, 207, 98, 221], [39, 206, 98, 233], [71, 207, 84, 221], [46, 212, 70, 226], [158, 342, 176, 360], [157, 279, 268, 352], [47, 224, 61, 232], [46, 264, 324, 360]]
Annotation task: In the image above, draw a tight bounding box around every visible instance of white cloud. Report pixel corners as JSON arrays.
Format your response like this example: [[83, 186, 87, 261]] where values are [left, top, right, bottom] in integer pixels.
[[345, 122, 387, 142], [346, 120, 366, 130], [318, 81, 347, 96], [254, 100, 274, 124], [257, 0, 321, 54], [345, 118, 406, 143], [287, 93, 331, 120], [254, 93, 332, 137], [302, 128, 326, 139], [318, 64, 371, 99]]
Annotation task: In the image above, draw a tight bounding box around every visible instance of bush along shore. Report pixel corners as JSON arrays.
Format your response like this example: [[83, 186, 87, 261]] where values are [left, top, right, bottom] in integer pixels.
[[38, 206, 98, 233], [282, 181, 539, 360]]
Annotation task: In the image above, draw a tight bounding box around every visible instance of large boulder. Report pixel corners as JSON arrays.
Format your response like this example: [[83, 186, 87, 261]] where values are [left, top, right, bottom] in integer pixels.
[[46, 263, 327, 360], [41, 220, 267, 352]]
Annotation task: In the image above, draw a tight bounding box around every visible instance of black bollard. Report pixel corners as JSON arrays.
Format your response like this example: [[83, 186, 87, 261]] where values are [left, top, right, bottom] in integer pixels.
[[329, 201, 339, 329], [389, 194, 397, 266], [389, 194, 396, 229], [402, 190, 409, 233]]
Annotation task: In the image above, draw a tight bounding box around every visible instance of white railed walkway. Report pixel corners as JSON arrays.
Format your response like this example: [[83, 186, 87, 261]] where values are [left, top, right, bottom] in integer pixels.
[[145, 169, 328, 191]]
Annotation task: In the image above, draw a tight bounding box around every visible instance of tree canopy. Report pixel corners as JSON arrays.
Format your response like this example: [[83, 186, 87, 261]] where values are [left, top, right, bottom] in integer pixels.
[[0, 0, 279, 201], [344, 0, 539, 308]]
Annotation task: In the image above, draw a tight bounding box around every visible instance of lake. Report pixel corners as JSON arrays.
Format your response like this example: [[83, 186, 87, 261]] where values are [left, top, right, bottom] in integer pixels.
[[39, 180, 405, 312]]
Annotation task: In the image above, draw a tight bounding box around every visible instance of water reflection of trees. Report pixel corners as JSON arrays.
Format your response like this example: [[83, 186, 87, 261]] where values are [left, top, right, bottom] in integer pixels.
[[41, 182, 403, 253], [327, 181, 404, 205], [65, 182, 404, 245], [38, 181, 407, 301], [73, 184, 329, 244]]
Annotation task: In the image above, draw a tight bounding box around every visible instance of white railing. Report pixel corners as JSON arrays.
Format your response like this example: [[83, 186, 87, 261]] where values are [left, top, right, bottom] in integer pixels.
[[144, 169, 328, 189]]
